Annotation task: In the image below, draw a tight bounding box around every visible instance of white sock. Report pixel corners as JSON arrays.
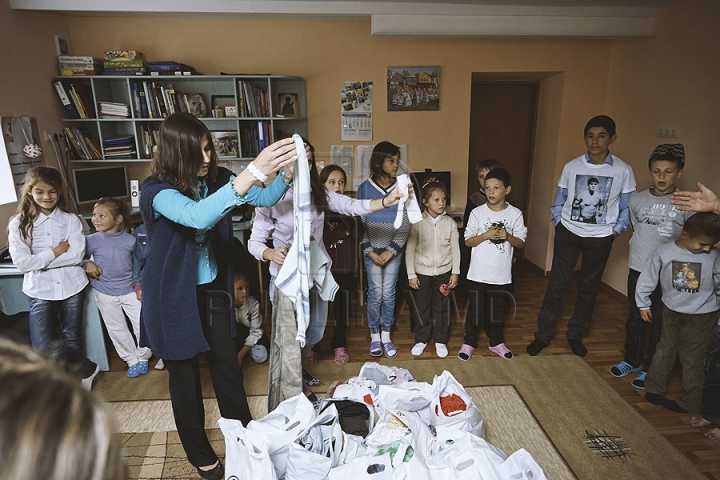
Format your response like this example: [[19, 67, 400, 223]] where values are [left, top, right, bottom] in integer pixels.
[[381, 331, 392, 343], [371, 332, 381, 343]]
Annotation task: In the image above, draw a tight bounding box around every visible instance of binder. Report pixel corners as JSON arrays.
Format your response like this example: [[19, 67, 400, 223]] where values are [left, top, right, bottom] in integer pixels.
[[257, 121, 266, 149], [52, 80, 80, 119]]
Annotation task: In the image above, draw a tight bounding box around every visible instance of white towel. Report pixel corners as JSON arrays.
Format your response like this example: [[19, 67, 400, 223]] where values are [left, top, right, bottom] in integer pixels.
[[394, 174, 423, 229]]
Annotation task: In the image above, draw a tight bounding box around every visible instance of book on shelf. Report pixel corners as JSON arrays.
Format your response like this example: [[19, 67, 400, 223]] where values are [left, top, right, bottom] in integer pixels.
[[68, 83, 95, 119], [103, 60, 147, 68], [98, 102, 130, 118], [102, 66, 147, 75], [60, 68, 100, 76], [104, 50, 143, 61], [58, 55, 102, 64], [102, 136, 136, 159], [237, 81, 269, 117], [63, 127, 102, 160], [257, 121, 267, 149], [139, 125, 159, 159]]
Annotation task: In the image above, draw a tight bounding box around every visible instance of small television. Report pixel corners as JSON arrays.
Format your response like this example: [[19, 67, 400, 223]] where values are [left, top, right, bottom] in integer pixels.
[[72, 166, 129, 205], [410, 169, 451, 202]]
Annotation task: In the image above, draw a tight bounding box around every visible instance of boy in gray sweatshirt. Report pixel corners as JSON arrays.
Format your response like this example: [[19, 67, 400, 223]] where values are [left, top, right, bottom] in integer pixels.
[[637, 212, 720, 413]]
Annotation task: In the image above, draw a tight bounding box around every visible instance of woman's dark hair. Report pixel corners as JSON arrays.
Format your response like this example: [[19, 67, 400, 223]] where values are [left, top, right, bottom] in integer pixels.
[[94, 197, 132, 233], [151, 113, 218, 197], [369, 141, 400, 182], [299, 137, 329, 212], [318, 164, 347, 185]]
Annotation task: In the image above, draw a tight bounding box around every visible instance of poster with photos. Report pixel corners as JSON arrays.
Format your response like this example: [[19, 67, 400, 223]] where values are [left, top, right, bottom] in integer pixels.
[[387, 66, 440, 111], [341, 81, 373, 141]]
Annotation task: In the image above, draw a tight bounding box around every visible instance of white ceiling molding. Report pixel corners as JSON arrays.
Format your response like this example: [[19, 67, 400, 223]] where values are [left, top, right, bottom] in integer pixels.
[[10, 0, 664, 37], [371, 14, 655, 37]]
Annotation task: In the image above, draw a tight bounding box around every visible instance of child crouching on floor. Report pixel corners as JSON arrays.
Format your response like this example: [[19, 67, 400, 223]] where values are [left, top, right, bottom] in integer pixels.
[[638, 212, 720, 413], [233, 272, 270, 365]]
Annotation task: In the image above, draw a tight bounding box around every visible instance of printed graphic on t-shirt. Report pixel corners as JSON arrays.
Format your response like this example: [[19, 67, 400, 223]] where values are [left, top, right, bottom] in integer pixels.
[[672, 261, 701, 293], [637, 204, 680, 238], [571, 175, 613, 224], [483, 219, 510, 253]]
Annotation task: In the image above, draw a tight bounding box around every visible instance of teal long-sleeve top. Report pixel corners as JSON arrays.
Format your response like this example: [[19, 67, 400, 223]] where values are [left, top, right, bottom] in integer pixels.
[[152, 173, 289, 284]]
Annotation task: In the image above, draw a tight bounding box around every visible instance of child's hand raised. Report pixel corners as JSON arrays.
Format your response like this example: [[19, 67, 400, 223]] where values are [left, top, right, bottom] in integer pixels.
[[253, 138, 297, 176]]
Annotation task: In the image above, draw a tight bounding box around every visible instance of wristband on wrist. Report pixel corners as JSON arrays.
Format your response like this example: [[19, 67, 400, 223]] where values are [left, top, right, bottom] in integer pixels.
[[247, 162, 268, 183], [381, 196, 387, 208]]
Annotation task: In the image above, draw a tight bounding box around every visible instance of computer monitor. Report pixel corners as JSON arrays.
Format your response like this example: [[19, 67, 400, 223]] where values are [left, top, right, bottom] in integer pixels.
[[72, 166, 129, 205], [409, 169, 451, 203]]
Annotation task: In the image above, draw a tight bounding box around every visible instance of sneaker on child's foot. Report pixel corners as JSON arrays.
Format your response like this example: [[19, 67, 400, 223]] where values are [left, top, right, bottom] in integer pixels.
[[411, 342, 427, 356], [435, 343, 448, 358], [631, 371, 647, 389]]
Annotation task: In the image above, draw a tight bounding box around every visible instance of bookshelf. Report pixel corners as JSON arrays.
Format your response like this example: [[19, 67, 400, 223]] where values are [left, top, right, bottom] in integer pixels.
[[53, 75, 307, 170]]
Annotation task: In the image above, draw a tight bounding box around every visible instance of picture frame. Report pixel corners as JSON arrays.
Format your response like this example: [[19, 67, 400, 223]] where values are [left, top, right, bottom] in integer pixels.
[[277, 93, 298, 117], [211, 95, 235, 118], [210, 131, 239, 158], [387, 66, 440, 111]]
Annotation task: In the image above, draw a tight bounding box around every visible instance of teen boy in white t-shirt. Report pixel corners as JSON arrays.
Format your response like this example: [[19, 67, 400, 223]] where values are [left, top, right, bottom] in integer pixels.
[[527, 115, 636, 357]]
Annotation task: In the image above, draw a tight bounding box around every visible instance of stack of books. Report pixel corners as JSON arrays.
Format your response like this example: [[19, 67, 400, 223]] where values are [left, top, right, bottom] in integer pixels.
[[58, 55, 104, 76], [102, 136, 136, 159], [148, 61, 198, 76], [237, 81, 270, 117], [52, 80, 95, 119], [103, 51, 148, 76], [63, 127, 102, 160], [98, 102, 130, 119]]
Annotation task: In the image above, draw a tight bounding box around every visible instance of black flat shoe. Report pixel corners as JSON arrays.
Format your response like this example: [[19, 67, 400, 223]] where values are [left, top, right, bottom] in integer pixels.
[[197, 461, 224, 480]]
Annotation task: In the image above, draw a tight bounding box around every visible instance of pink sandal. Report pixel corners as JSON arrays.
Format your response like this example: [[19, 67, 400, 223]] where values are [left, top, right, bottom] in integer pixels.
[[489, 343, 514, 360], [334, 347, 349, 365], [458, 343, 475, 361]]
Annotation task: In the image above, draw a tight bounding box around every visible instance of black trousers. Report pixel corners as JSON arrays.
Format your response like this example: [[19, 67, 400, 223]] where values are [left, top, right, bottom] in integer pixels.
[[411, 271, 451, 344], [535, 222, 614, 343], [463, 280, 514, 348], [164, 276, 252, 468]]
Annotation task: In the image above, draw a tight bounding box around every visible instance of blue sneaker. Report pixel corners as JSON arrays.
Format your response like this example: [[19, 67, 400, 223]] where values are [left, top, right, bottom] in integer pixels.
[[127, 363, 143, 378], [610, 360, 641, 378], [137, 360, 149, 375], [631, 371, 647, 390]]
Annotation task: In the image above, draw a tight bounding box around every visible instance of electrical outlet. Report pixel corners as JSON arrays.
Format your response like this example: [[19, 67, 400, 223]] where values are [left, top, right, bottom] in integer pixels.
[[657, 127, 679, 139]]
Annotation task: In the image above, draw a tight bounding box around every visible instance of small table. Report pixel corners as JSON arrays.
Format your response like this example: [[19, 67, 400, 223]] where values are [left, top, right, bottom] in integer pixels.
[[0, 265, 110, 371]]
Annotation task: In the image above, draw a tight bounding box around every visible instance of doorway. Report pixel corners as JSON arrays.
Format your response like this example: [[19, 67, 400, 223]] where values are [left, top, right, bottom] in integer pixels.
[[467, 81, 539, 215]]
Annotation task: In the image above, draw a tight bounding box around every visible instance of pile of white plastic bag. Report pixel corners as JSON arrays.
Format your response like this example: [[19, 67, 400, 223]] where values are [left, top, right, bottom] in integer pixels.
[[219, 362, 547, 480]]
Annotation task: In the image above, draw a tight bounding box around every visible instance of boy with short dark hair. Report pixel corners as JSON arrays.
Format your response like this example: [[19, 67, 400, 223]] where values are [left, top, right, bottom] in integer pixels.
[[527, 115, 637, 357], [638, 212, 720, 413], [459, 168, 527, 361], [610, 144, 691, 389]]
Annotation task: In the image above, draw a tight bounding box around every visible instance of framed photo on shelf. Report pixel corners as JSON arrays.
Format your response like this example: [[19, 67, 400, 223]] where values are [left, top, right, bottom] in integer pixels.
[[211, 95, 235, 118], [277, 93, 298, 117], [210, 131, 239, 157]]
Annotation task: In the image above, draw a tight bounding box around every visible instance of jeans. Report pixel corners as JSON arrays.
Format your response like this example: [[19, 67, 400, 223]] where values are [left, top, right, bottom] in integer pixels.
[[364, 253, 403, 334], [28, 290, 96, 378], [624, 269, 663, 370]]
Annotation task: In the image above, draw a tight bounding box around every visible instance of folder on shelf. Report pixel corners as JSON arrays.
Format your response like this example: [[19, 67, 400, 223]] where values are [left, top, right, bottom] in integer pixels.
[[52, 80, 80, 119], [257, 121, 266, 149]]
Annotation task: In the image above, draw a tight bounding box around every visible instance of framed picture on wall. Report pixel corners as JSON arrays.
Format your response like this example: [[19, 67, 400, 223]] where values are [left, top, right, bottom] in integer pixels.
[[387, 66, 440, 111], [277, 93, 298, 117], [210, 131, 239, 157]]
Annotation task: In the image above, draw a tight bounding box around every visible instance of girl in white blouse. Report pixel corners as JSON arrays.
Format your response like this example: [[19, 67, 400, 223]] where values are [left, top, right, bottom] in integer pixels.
[[7, 166, 99, 390]]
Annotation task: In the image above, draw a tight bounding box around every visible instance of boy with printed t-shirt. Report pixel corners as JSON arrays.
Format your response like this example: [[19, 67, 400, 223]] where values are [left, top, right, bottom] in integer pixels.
[[610, 144, 692, 389], [639, 212, 720, 414], [527, 115, 636, 357]]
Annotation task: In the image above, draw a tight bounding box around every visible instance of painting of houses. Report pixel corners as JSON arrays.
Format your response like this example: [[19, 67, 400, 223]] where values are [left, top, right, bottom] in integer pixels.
[[387, 66, 440, 111]]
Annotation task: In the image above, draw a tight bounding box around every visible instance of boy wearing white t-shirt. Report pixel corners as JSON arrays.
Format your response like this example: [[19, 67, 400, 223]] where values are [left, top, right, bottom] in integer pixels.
[[527, 115, 636, 357], [459, 168, 527, 361]]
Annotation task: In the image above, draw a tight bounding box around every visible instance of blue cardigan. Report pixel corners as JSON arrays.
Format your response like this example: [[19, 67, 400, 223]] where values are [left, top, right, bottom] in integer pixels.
[[139, 168, 238, 360]]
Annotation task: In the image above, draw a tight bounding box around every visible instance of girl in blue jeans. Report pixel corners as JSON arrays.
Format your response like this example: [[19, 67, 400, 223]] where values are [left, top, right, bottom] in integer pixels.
[[358, 141, 411, 358], [7, 166, 99, 389]]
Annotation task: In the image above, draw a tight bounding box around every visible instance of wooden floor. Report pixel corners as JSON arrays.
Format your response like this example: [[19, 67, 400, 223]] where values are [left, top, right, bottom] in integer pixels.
[[99, 260, 720, 479]]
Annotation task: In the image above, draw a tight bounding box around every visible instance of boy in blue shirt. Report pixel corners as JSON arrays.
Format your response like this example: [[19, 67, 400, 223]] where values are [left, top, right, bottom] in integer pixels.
[[610, 144, 691, 388], [527, 115, 636, 357]]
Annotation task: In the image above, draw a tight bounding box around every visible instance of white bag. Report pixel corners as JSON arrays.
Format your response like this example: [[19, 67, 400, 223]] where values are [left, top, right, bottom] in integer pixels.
[[426, 426, 507, 480], [246, 393, 316, 478], [430, 370, 485, 438], [218, 417, 278, 480], [286, 404, 344, 480], [377, 382, 434, 420], [329, 452, 394, 480], [496, 448, 548, 480]]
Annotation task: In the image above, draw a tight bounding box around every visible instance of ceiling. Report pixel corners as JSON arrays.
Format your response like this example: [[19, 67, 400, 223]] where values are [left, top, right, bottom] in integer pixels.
[[10, 0, 685, 37]]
